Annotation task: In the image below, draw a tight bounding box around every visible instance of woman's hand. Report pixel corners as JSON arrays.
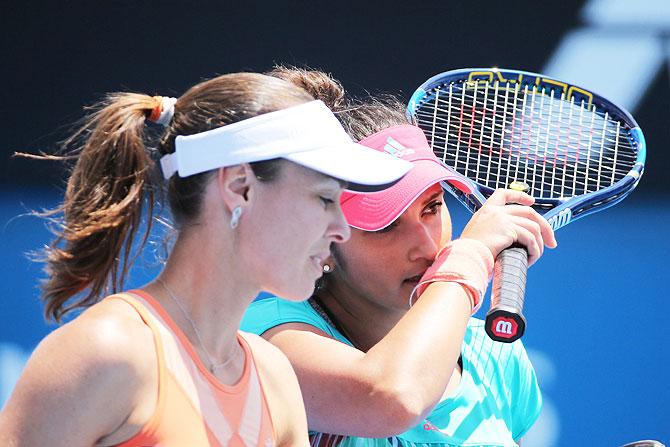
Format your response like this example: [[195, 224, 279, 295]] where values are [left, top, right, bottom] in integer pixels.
[[460, 189, 557, 266]]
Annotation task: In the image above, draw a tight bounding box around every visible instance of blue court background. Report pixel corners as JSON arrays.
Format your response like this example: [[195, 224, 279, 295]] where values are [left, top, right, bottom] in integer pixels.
[[1, 186, 668, 446]]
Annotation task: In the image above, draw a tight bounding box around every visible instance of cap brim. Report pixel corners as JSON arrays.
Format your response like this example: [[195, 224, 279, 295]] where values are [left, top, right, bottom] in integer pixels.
[[284, 142, 412, 192], [341, 159, 473, 231]]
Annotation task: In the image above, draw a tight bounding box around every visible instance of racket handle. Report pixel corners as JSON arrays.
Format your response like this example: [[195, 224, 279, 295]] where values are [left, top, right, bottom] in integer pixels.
[[485, 245, 528, 342]]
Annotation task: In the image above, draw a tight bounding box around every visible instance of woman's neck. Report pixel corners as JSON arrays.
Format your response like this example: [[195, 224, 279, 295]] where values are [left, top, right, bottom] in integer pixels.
[[314, 282, 406, 352], [144, 229, 258, 379]]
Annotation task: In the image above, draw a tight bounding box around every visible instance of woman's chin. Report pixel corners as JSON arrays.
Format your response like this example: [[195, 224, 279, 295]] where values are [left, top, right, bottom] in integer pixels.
[[265, 284, 314, 302]]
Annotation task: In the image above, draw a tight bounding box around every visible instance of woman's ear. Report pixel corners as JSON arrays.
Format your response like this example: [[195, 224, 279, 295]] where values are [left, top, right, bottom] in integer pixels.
[[217, 164, 254, 213]]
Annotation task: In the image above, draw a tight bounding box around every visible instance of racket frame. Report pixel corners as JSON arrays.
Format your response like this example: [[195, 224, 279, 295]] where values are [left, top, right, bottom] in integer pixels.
[[407, 68, 646, 232], [407, 68, 646, 341]]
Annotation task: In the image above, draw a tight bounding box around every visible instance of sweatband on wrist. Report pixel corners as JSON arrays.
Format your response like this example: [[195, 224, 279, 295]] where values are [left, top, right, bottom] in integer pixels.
[[409, 238, 494, 314]]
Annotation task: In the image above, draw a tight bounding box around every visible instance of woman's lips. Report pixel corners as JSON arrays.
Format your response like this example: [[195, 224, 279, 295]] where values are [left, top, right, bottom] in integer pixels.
[[403, 274, 423, 285]]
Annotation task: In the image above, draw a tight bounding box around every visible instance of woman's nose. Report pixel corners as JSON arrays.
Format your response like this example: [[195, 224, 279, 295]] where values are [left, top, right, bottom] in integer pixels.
[[329, 208, 351, 243], [407, 222, 439, 262]]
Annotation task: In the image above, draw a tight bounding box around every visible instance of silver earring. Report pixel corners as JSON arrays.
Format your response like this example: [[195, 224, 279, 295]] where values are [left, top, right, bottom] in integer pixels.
[[322, 264, 332, 273], [230, 206, 242, 229]]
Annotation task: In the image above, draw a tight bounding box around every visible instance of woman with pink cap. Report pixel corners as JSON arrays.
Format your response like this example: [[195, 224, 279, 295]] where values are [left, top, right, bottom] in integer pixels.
[[242, 68, 557, 446]]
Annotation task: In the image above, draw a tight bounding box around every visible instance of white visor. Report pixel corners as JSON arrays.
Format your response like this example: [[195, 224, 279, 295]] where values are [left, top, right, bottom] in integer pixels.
[[160, 100, 412, 192]]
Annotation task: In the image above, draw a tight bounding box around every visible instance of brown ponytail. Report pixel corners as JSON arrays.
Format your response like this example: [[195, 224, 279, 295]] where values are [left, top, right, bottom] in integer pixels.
[[33, 72, 314, 322], [37, 93, 161, 321]]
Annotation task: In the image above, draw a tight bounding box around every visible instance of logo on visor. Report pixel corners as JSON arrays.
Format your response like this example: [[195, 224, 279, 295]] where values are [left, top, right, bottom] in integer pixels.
[[384, 137, 414, 158]]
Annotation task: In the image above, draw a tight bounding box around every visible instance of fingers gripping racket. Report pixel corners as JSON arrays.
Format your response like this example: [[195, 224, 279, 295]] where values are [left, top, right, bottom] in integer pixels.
[[407, 68, 645, 342]]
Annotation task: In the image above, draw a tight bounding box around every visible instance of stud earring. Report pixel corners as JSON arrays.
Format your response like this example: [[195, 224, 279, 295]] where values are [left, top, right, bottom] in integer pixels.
[[323, 264, 333, 273], [230, 206, 242, 229]]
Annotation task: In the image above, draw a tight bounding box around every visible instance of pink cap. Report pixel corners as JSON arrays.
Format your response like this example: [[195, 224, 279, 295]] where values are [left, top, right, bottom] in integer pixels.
[[341, 124, 473, 231]]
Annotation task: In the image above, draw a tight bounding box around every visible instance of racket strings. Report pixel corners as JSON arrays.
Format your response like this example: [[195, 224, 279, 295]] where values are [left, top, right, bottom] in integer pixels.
[[414, 118, 636, 182], [427, 135, 631, 198], [414, 81, 638, 199], [415, 104, 637, 162]]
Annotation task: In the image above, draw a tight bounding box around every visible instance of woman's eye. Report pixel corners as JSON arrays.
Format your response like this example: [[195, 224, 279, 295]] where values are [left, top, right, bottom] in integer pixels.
[[425, 201, 443, 215], [320, 196, 334, 208]]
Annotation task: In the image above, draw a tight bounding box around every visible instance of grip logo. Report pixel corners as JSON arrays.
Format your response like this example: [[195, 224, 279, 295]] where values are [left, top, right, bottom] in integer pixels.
[[496, 319, 513, 335], [547, 208, 572, 230], [490, 316, 519, 339]]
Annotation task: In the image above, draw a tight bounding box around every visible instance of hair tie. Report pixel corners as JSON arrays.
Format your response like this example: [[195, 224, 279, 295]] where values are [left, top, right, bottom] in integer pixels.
[[148, 96, 177, 127]]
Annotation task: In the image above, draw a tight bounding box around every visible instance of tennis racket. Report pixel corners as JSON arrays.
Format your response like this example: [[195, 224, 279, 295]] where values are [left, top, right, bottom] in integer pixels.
[[619, 441, 665, 447], [406, 68, 645, 342]]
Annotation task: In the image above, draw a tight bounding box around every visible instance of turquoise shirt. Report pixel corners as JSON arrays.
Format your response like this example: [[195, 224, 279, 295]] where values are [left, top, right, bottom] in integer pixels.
[[242, 297, 542, 447]]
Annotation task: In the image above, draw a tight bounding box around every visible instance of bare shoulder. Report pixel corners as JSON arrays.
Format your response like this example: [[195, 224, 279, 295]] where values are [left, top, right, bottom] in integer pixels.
[[262, 321, 334, 339], [58, 297, 155, 372], [0, 297, 157, 446], [24, 297, 152, 382]]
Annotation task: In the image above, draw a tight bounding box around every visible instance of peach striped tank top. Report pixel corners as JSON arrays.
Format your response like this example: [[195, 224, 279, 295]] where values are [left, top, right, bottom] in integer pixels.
[[110, 290, 276, 447]]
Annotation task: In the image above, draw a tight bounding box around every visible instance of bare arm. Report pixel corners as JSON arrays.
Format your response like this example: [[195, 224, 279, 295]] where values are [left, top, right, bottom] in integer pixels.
[[263, 280, 471, 437], [0, 303, 154, 447]]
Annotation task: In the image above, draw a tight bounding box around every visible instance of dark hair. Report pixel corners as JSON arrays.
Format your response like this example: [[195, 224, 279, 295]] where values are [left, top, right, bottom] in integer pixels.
[[35, 72, 313, 322], [267, 65, 408, 140]]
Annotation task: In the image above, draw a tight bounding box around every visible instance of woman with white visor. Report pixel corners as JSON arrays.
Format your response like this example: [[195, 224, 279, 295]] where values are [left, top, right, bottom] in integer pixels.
[[0, 72, 410, 447]]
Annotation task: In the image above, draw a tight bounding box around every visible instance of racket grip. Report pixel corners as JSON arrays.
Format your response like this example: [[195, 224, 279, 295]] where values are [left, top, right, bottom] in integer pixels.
[[485, 246, 528, 342]]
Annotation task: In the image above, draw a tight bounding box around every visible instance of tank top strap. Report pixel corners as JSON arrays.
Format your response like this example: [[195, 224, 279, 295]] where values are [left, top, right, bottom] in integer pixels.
[[108, 290, 274, 446], [235, 333, 277, 446], [109, 291, 236, 445], [106, 292, 170, 441]]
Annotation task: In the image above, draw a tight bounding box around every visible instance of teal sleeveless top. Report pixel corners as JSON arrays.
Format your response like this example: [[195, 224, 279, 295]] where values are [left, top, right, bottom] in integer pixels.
[[242, 297, 541, 447]]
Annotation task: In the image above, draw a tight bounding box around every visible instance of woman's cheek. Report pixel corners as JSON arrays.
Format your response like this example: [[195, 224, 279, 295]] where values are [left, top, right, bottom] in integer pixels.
[[440, 209, 453, 246]]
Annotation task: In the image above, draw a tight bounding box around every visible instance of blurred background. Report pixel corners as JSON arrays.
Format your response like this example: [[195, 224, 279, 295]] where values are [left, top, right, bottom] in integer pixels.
[[1, 0, 668, 445]]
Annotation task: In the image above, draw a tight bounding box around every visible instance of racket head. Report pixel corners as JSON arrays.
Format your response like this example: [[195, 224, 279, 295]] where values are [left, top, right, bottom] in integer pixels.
[[407, 68, 646, 230]]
